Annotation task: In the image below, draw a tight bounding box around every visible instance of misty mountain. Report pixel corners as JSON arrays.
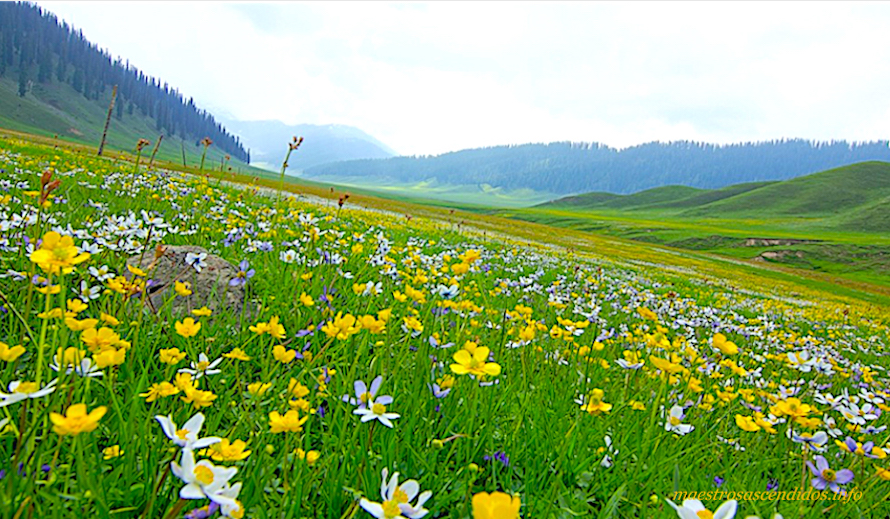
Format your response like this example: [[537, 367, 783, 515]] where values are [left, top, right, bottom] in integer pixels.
[[302, 139, 890, 195], [221, 119, 396, 171]]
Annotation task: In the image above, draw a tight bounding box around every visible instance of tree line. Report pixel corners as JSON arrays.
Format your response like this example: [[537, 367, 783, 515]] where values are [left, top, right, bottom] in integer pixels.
[[0, 2, 249, 162], [304, 139, 890, 194]]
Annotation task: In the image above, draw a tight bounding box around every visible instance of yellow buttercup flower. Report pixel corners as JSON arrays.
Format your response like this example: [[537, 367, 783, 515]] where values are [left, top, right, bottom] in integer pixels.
[[103, 445, 123, 460], [174, 281, 192, 297], [248, 382, 272, 396], [223, 348, 251, 361], [472, 491, 520, 519], [175, 318, 201, 338], [50, 403, 106, 435], [321, 313, 360, 340], [273, 345, 296, 364], [139, 382, 180, 402], [299, 293, 315, 307], [29, 231, 90, 275], [159, 347, 187, 365], [580, 388, 612, 415], [0, 342, 25, 362], [191, 306, 212, 317], [451, 346, 501, 378], [208, 438, 251, 461], [269, 410, 308, 433]]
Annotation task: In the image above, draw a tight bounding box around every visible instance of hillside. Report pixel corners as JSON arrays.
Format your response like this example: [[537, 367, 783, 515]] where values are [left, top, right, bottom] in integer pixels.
[[220, 119, 395, 172], [303, 139, 890, 197], [541, 162, 890, 221], [0, 2, 246, 165]]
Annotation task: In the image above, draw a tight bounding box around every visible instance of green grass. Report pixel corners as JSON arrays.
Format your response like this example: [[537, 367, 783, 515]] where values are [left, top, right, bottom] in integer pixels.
[[0, 76, 252, 172], [1, 134, 890, 519]]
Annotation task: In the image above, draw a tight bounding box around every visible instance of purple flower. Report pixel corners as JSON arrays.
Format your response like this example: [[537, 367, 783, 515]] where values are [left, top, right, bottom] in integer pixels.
[[184, 502, 220, 519], [807, 455, 854, 493], [766, 478, 779, 491], [713, 476, 725, 487], [229, 260, 255, 287], [484, 451, 510, 468], [429, 383, 451, 399]]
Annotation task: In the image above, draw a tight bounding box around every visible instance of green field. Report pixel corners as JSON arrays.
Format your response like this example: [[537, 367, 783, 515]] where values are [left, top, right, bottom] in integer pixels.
[[0, 133, 889, 519], [493, 162, 890, 289]]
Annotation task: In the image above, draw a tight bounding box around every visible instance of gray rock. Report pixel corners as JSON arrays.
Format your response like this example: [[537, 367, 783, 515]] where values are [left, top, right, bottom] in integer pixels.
[[126, 245, 248, 316]]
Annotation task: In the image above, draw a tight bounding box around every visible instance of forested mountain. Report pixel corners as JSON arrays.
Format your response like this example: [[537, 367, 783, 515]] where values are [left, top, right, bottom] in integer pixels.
[[220, 119, 395, 171], [303, 139, 890, 195], [0, 2, 248, 161]]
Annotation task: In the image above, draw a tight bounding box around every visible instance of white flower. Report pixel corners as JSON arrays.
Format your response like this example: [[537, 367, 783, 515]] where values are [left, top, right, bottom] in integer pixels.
[[666, 498, 737, 519], [0, 379, 57, 407], [354, 396, 400, 428], [171, 448, 238, 508], [600, 435, 618, 468], [177, 353, 223, 379], [185, 252, 208, 273], [76, 280, 102, 302], [217, 482, 244, 518], [360, 468, 432, 519], [664, 405, 694, 436], [50, 356, 104, 378], [280, 249, 297, 263], [155, 412, 221, 450]]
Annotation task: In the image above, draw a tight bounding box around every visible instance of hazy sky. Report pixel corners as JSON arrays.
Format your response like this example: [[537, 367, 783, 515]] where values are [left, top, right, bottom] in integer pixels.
[[37, 1, 890, 156]]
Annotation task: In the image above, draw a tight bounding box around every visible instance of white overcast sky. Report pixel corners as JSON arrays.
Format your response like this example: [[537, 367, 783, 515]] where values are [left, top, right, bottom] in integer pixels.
[[36, 1, 890, 156]]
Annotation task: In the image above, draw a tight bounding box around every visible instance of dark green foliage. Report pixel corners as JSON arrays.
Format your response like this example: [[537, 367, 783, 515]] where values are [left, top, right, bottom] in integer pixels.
[[306, 140, 890, 196], [0, 2, 248, 161]]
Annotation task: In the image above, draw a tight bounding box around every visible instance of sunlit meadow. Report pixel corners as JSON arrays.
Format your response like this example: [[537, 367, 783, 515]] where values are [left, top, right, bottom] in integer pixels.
[[0, 137, 889, 519]]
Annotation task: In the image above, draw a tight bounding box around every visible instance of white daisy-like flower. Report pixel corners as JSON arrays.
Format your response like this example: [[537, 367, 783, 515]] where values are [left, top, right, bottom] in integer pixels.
[[177, 353, 223, 379], [360, 468, 432, 519], [0, 379, 58, 407], [185, 252, 208, 273], [171, 448, 238, 508], [354, 396, 400, 428], [664, 405, 694, 436], [666, 498, 736, 519], [155, 412, 221, 450]]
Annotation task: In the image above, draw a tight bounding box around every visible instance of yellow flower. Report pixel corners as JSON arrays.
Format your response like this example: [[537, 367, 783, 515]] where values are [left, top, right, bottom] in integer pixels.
[[248, 382, 272, 396], [94, 347, 126, 368], [299, 293, 315, 307], [160, 348, 187, 365], [0, 342, 25, 362], [38, 308, 64, 319], [127, 264, 147, 277], [174, 372, 195, 391], [81, 327, 121, 352], [191, 306, 212, 317], [50, 403, 106, 435], [876, 467, 890, 481], [288, 378, 310, 398], [580, 388, 612, 415], [402, 315, 424, 333], [770, 398, 812, 419], [35, 284, 61, 295], [180, 385, 217, 409], [648, 356, 684, 374], [358, 315, 386, 334], [29, 231, 90, 275], [451, 347, 501, 378], [637, 307, 658, 321], [295, 448, 321, 466], [321, 313, 360, 340], [249, 316, 286, 339], [139, 382, 180, 402], [629, 400, 646, 411], [472, 491, 520, 519], [735, 414, 761, 432], [712, 333, 739, 355], [175, 318, 201, 338], [64, 317, 99, 332], [208, 438, 251, 461], [174, 281, 192, 297], [273, 345, 296, 364], [269, 410, 308, 433], [103, 445, 123, 460], [66, 298, 88, 315], [223, 348, 251, 361], [100, 313, 121, 326]]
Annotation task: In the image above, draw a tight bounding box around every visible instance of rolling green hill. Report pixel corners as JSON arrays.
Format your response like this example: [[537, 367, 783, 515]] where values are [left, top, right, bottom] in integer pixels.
[[0, 76, 242, 169], [542, 162, 890, 223]]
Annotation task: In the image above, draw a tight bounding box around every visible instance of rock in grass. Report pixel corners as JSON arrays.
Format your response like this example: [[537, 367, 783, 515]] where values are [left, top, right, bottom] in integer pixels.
[[126, 245, 247, 316]]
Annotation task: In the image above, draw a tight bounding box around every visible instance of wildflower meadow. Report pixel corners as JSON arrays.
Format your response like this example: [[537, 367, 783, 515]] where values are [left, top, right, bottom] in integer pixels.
[[0, 136, 888, 519]]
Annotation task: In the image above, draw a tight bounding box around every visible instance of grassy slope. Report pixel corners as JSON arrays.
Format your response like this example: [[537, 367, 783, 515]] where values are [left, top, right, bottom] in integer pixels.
[[0, 76, 252, 172], [5, 127, 890, 308], [502, 163, 890, 288]]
